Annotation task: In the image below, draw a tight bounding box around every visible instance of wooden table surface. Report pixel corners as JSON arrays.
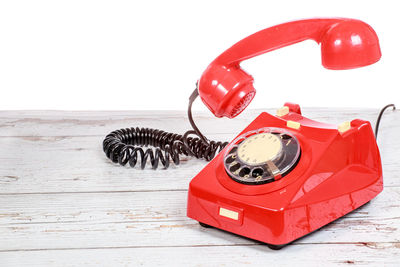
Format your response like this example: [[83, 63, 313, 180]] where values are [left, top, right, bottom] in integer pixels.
[[0, 108, 399, 266]]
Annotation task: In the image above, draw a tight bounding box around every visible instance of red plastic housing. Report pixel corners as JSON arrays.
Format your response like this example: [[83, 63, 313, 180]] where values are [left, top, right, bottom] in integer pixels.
[[187, 106, 382, 246]]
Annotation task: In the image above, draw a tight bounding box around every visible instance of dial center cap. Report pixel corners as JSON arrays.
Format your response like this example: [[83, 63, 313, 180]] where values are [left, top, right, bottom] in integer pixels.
[[237, 133, 282, 165]]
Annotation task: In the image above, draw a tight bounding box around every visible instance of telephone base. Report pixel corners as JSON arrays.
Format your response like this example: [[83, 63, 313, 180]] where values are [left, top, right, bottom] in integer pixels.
[[187, 106, 383, 248]]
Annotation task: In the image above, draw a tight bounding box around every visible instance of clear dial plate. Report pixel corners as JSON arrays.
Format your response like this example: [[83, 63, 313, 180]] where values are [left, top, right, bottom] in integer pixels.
[[223, 127, 301, 185]]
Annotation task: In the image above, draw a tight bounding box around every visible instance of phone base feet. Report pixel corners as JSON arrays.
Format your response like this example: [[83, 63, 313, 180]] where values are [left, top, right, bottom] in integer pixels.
[[198, 222, 212, 228], [266, 243, 286, 250]]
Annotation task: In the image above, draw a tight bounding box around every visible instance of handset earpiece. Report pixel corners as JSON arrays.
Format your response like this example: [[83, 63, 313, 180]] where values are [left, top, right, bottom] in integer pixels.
[[198, 18, 381, 118]]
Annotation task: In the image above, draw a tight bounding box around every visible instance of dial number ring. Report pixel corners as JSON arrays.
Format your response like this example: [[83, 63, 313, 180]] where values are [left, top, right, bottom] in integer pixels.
[[223, 127, 301, 185]]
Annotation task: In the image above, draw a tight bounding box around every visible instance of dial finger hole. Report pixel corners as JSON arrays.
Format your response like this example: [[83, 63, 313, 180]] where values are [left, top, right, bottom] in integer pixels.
[[239, 167, 251, 177], [229, 163, 241, 173], [225, 155, 236, 164], [251, 168, 264, 178], [229, 146, 238, 154]]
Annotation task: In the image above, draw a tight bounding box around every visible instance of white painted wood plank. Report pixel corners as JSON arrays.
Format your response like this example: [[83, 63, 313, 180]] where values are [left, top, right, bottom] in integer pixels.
[[0, 108, 398, 194], [0, 135, 206, 193], [0, 188, 398, 251], [1, 243, 399, 267], [0, 218, 399, 252], [0, 189, 398, 226], [0, 108, 396, 139], [0, 109, 263, 137], [0, 108, 396, 137]]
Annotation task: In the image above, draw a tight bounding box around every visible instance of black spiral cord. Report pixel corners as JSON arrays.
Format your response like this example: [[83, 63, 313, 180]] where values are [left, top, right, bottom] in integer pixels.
[[103, 87, 395, 170], [374, 104, 396, 139], [103, 88, 228, 169]]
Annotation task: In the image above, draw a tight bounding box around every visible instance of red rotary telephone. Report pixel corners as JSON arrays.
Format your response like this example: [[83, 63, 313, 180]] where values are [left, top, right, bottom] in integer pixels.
[[188, 18, 384, 249], [103, 18, 393, 249]]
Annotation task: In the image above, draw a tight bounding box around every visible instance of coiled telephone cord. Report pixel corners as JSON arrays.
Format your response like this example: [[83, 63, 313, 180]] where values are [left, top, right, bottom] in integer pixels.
[[103, 89, 228, 169]]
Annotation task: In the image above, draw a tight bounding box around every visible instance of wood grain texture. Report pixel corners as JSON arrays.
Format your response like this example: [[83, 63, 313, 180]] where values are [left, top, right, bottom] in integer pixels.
[[0, 189, 399, 251], [0, 108, 398, 266], [1, 244, 399, 267]]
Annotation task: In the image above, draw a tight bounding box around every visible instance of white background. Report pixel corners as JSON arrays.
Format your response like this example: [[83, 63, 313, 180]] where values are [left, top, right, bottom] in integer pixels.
[[0, 0, 399, 111]]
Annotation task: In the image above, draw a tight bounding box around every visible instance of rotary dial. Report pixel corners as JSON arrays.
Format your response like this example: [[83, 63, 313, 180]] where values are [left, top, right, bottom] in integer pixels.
[[223, 128, 300, 185]]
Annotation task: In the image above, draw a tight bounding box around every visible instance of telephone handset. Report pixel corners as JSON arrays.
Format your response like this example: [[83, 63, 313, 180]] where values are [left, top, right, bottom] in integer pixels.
[[103, 18, 395, 249], [198, 18, 381, 118]]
